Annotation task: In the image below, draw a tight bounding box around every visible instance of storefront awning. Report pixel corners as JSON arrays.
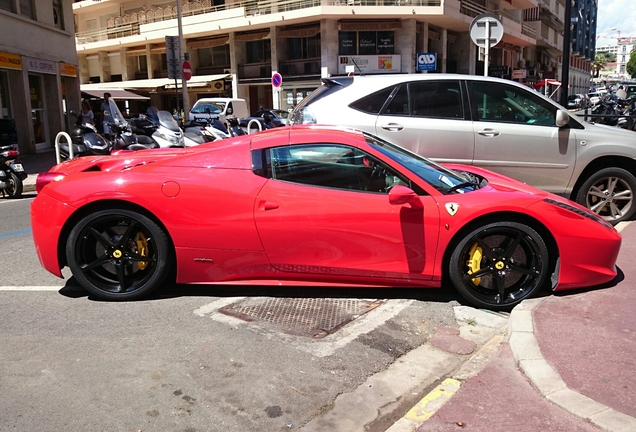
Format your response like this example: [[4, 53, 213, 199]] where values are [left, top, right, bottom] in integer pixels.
[[81, 88, 149, 100], [80, 74, 230, 91]]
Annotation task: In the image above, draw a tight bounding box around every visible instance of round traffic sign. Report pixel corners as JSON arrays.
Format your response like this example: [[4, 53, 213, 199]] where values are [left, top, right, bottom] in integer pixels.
[[182, 60, 192, 81], [469, 13, 504, 48], [272, 72, 282, 88]]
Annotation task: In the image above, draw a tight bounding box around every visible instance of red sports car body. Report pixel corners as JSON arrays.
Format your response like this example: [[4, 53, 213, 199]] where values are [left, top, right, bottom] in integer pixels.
[[31, 126, 621, 310]]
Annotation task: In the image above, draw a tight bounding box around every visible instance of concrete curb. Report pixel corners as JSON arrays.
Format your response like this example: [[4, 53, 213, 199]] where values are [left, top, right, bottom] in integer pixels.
[[509, 298, 636, 432]]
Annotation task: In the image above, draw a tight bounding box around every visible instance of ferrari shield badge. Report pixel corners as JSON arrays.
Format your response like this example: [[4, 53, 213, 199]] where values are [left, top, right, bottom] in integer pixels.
[[445, 202, 459, 216]]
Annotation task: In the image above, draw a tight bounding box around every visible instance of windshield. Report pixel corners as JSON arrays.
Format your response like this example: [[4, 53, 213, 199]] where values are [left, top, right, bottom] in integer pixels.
[[157, 110, 181, 132], [363, 132, 480, 194], [146, 106, 160, 124], [108, 99, 128, 127]]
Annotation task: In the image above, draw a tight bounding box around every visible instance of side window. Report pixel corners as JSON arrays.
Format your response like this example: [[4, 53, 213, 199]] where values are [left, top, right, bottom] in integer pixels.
[[471, 82, 557, 126], [409, 81, 463, 119], [383, 85, 409, 115], [349, 86, 395, 114], [268, 144, 410, 193]]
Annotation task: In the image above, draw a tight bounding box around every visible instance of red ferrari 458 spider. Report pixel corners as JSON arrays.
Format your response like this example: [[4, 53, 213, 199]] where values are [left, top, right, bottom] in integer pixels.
[[31, 126, 621, 310]]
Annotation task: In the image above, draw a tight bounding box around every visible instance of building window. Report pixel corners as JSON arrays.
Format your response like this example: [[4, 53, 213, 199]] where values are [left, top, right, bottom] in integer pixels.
[[339, 31, 395, 55], [0, 0, 15, 13], [197, 45, 230, 67], [288, 34, 321, 60], [246, 39, 271, 63], [53, 0, 64, 30], [19, 0, 34, 19]]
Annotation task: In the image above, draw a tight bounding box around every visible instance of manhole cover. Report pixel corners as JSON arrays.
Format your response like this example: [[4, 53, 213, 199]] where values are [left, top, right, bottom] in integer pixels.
[[219, 298, 385, 338]]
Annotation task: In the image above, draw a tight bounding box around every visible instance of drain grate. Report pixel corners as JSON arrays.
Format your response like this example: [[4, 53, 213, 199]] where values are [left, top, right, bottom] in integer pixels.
[[219, 297, 384, 338]]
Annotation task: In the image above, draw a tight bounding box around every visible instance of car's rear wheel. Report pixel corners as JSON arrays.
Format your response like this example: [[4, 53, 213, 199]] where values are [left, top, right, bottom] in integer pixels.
[[66, 209, 170, 300], [575, 167, 636, 225], [449, 222, 549, 311]]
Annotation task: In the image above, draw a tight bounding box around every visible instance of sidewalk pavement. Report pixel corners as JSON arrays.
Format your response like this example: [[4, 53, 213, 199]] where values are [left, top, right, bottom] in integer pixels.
[[18, 149, 59, 193], [392, 221, 636, 432], [17, 149, 636, 432]]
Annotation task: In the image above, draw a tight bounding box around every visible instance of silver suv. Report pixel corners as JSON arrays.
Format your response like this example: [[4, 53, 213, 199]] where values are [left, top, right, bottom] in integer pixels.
[[290, 74, 636, 224]]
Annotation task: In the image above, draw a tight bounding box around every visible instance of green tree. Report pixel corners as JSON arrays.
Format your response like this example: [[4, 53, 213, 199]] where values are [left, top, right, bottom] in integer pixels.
[[592, 53, 608, 78], [627, 50, 636, 78]]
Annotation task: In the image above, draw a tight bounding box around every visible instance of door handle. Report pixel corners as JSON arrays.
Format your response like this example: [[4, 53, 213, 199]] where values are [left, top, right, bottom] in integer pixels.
[[381, 123, 404, 131], [259, 200, 279, 210], [477, 129, 500, 137]]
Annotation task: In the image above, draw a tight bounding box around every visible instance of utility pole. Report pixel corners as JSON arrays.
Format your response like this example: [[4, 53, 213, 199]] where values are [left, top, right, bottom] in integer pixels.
[[559, 0, 573, 107], [177, 0, 189, 120]]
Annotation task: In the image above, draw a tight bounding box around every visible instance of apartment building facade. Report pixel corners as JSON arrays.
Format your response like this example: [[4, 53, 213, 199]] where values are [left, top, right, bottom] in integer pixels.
[[73, 0, 575, 114], [1, 0, 80, 154]]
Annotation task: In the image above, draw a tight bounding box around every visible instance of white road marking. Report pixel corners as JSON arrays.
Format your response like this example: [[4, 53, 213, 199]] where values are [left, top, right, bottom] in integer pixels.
[[0, 286, 63, 291]]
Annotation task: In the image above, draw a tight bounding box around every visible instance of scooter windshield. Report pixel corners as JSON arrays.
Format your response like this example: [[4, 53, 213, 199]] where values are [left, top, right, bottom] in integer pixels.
[[108, 99, 128, 127], [157, 110, 181, 132]]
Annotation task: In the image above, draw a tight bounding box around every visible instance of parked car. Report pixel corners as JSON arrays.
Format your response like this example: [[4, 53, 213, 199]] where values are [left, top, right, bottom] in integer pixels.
[[290, 74, 636, 224], [32, 126, 620, 310], [189, 98, 249, 124], [567, 93, 588, 109], [240, 109, 289, 131]]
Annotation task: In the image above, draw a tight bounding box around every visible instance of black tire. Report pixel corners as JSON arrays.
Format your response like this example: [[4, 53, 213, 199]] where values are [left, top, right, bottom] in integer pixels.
[[575, 167, 636, 225], [66, 209, 171, 300], [2, 172, 23, 198], [449, 222, 549, 311]]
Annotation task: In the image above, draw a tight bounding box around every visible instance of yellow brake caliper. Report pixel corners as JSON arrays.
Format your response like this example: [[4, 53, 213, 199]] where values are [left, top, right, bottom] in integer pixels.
[[135, 232, 149, 270], [466, 242, 483, 285]]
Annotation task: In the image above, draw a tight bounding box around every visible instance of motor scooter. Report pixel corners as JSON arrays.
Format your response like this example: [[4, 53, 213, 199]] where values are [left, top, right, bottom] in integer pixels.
[[105, 99, 159, 151], [59, 111, 111, 160], [144, 107, 186, 148], [226, 116, 247, 137], [0, 144, 27, 198]]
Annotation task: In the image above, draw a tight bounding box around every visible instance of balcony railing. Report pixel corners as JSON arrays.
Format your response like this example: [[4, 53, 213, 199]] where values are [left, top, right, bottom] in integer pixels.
[[76, 0, 441, 43]]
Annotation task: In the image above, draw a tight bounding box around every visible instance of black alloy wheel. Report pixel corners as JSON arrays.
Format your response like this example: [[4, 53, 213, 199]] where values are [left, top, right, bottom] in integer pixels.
[[575, 167, 636, 225], [66, 209, 170, 300], [449, 222, 549, 310]]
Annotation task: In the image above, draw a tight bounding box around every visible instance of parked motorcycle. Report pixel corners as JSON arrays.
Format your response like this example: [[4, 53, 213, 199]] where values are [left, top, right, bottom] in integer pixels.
[[59, 111, 111, 160], [226, 116, 247, 137], [105, 99, 159, 151], [0, 144, 27, 198], [145, 107, 186, 148]]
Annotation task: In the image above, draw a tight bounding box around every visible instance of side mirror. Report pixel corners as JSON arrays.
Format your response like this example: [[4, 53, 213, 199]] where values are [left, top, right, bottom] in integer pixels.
[[389, 185, 423, 209], [556, 110, 569, 127]]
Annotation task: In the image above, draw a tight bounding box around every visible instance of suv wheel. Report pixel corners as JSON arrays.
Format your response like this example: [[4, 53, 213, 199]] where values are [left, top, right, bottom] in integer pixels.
[[576, 167, 636, 225]]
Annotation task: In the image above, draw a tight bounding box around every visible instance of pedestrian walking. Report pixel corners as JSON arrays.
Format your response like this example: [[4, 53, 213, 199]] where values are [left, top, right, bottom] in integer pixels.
[[80, 100, 94, 125], [100, 92, 114, 140]]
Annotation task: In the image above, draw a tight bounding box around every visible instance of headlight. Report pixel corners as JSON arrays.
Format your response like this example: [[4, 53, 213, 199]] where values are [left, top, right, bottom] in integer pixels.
[[544, 198, 615, 229]]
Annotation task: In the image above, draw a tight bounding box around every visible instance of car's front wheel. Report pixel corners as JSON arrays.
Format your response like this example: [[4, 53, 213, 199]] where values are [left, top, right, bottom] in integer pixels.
[[449, 222, 549, 311], [66, 209, 171, 300], [576, 167, 636, 225]]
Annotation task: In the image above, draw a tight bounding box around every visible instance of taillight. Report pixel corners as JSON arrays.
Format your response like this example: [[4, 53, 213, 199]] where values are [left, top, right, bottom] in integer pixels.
[[36, 172, 67, 193], [1, 150, 18, 158]]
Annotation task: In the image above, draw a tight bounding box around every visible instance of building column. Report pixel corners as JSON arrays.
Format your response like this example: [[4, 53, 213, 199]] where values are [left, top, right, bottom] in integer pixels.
[[120, 47, 136, 81], [397, 19, 416, 73], [321, 19, 339, 76], [441, 29, 448, 73], [98, 51, 111, 83], [420, 22, 429, 74]]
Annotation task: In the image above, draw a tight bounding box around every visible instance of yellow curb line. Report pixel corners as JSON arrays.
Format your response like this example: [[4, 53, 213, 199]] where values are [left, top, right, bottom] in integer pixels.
[[404, 378, 462, 423]]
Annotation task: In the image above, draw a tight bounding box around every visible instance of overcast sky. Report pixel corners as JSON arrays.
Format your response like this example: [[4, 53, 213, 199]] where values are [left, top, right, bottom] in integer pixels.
[[596, 0, 636, 46]]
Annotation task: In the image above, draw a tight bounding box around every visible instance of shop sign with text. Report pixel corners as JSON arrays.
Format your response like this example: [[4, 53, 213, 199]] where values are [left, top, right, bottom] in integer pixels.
[[337, 55, 401, 75]]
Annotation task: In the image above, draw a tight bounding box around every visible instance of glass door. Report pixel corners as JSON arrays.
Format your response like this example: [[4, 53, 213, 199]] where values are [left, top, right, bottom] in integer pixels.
[[29, 74, 48, 151]]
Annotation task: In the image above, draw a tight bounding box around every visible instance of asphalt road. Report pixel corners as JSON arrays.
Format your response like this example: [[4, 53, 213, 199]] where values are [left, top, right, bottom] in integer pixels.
[[0, 195, 501, 432]]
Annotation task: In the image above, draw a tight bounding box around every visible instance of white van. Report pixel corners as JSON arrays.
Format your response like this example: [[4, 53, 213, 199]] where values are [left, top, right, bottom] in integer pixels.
[[189, 98, 249, 124]]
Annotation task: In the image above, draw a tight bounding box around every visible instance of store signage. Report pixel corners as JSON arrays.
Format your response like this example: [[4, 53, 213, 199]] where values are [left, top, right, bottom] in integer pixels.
[[417, 52, 437, 71], [59, 63, 77, 77], [25, 57, 56, 74], [0, 52, 22, 70], [512, 69, 527, 79], [337, 55, 401, 75], [488, 65, 510, 77]]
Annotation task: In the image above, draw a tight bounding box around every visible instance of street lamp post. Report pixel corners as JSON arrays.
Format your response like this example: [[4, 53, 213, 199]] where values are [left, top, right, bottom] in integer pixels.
[[559, 0, 572, 107]]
